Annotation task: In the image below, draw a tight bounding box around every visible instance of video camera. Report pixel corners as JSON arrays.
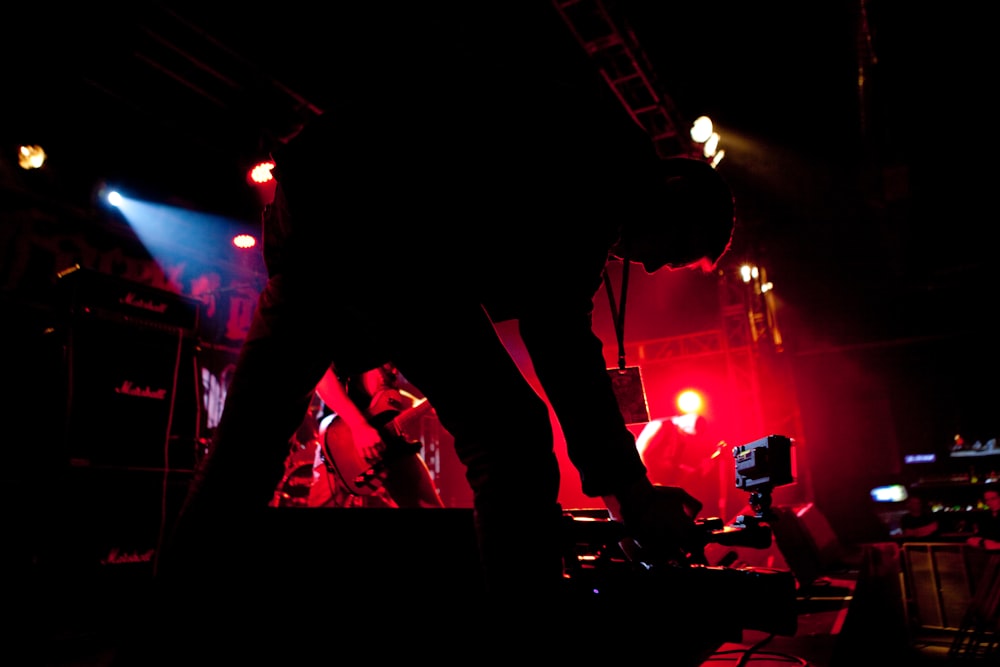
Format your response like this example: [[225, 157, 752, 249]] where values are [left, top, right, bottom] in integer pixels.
[[696, 434, 795, 550], [560, 434, 799, 638], [563, 434, 796, 563]]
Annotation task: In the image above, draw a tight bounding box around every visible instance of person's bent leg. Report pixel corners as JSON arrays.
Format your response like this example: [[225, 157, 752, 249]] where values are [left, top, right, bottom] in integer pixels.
[[390, 302, 565, 610], [153, 284, 335, 628]]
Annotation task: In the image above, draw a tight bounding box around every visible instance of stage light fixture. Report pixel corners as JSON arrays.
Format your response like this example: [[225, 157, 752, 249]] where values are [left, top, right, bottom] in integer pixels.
[[247, 158, 277, 208], [676, 389, 704, 415], [690, 116, 713, 144], [689, 116, 724, 167], [703, 132, 720, 158], [18, 144, 47, 169], [247, 159, 276, 185], [232, 233, 257, 249]]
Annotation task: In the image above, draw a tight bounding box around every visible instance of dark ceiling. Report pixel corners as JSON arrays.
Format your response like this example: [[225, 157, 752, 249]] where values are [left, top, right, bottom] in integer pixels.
[[2, 1, 995, 461], [2, 2, 994, 346], [3, 3, 329, 221], [3, 1, 874, 223]]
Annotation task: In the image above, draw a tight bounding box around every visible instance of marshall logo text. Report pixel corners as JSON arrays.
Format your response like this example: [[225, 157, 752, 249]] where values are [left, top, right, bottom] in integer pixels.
[[101, 547, 155, 566], [115, 380, 167, 400], [120, 292, 170, 314]]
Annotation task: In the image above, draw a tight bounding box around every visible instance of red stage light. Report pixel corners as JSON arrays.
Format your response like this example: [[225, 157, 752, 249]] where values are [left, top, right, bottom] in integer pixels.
[[247, 160, 276, 184], [677, 389, 704, 415], [246, 159, 278, 207]]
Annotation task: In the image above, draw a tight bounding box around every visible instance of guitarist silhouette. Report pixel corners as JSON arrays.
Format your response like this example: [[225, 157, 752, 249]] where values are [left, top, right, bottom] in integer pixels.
[[316, 363, 445, 508], [639, 415, 722, 517]]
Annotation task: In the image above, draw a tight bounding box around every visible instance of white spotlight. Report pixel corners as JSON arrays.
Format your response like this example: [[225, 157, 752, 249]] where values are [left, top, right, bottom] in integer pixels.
[[690, 116, 714, 144]]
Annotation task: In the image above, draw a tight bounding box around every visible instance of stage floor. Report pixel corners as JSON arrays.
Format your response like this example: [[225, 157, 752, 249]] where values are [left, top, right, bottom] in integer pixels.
[[8, 507, 993, 666]]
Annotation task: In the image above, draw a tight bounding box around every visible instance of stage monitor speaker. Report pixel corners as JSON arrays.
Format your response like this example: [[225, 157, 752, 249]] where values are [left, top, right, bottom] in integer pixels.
[[769, 503, 844, 589], [62, 315, 200, 471]]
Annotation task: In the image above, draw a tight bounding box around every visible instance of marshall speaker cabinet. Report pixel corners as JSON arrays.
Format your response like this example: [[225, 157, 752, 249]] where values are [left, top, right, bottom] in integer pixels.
[[55, 266, 203, 472]]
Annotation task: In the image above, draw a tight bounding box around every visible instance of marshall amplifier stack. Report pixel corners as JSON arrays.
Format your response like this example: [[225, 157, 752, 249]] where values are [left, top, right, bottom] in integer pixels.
[[33, 266, 209, 586], [54, 264, 203, 473]]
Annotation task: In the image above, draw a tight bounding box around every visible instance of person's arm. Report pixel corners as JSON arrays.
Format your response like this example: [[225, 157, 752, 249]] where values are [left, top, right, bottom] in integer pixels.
[[513, 251, 704, 563], [314, 367, 384, 463], [967, 535, 1000, 550], [513, 248, 649, 498], [902, 520, 940, 538]]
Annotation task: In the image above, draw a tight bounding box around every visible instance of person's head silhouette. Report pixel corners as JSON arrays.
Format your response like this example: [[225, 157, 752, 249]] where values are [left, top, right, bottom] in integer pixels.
[[613, 157, 735, 274]]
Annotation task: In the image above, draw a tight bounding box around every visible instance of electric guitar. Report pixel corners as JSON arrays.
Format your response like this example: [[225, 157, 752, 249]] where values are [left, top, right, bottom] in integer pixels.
[[319, 390, 436, 496]]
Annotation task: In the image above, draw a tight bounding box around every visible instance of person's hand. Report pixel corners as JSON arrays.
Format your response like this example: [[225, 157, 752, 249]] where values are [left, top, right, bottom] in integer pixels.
[[606, 480, 705, 567], [352, 423, 386, 464]]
